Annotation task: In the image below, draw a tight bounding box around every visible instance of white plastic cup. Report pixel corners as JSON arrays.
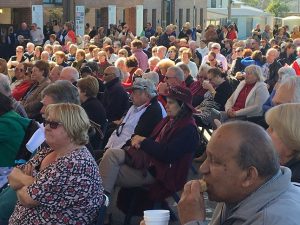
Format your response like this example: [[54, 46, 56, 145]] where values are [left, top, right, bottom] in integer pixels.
[[144, 210, 170, 225], [26, 127, 45, 153]]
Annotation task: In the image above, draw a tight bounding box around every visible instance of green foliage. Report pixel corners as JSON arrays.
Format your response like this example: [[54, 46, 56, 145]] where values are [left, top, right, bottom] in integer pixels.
[[266, 0, 290, 17]]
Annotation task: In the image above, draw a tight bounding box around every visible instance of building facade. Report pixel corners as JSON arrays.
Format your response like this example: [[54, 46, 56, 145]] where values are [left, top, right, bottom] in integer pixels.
[[0, 0, 207, 35]]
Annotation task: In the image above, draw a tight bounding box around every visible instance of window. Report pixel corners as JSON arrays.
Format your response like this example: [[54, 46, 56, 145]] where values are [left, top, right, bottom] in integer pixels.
[[43, 0, 62, 4], [179, 9, 183, 32], [143, 9, 148, 28], [211, 0, 217, 8], [186, 9, 190, 22], [152, 9, 157, 29]]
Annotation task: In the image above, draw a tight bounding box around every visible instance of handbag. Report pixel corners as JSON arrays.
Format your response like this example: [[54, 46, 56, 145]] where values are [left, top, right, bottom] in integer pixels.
[[124, 145, 150, 170]]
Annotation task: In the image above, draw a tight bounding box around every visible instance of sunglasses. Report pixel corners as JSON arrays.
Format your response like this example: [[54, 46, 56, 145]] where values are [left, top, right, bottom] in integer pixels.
[[44, 120, 62, 129], [165, 76, 176, 80], [104, 72, 114, 77]]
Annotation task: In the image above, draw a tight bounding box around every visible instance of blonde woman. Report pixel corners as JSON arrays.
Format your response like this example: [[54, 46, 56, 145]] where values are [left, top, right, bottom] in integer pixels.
[[266, 103, 300, 182], [8, 103, 104, 224]]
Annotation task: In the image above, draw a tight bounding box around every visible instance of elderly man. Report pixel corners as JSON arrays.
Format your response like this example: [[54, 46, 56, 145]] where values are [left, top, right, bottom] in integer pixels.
[[263, 48, 282, 92], [178, 121, 300, 225], [30, 23, 44, 46], [201, 43, 228, 71], [105, 78, 164, 150], [24, 42, 35, 61], [59, 66, 79, 86], [102, 66, 129, 123], [158, 66, 185, 96]]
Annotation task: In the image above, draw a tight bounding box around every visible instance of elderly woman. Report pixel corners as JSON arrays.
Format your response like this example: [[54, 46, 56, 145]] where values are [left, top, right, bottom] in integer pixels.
[[99, 85, 199, 206], [77, 75, 107, 149], [8, 103, 104, 224], [179, 49, 199, 79], [263, 66, 296, 113], [221, 65, 269, 120], [21, 60, 50, 121], [266, 103, 300, 182]]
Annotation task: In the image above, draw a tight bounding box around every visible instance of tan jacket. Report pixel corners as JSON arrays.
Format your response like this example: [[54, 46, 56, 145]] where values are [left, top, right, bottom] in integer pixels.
[[21, 78, 50, 119]]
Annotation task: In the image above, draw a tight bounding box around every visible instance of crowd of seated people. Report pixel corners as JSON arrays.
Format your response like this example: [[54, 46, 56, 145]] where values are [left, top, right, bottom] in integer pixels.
[[0, 20, 300, 224]]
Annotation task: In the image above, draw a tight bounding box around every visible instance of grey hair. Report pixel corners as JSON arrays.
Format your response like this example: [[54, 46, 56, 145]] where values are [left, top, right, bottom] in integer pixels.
[[220, 121, 280, 178], [143, 71, 159, 86], [0, 73, 11, 96], [61, 67, 79, 82], [244, 65, 264, 82], [148, 56, 160, 64], [283, 77, 300, 103], [167, 66, 185, 81], [42, 80, 80, 105], [278, 67, 296, 84], [140, 36, 149, 43], [198, 64, 212, 74], [176, 62, 190, 74]]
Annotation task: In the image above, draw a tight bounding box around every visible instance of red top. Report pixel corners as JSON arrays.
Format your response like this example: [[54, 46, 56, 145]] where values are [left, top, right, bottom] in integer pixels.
[[226, 30, 237, 41], [12, 80, 33, 101], [122, 67, 138, 88], [232, 83, 255, 111], [292, 59, 300, 76], [67, 30, 76, 43]]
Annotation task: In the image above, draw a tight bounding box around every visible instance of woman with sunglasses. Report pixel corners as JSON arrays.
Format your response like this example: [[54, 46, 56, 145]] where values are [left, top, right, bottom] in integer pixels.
[[11, 62, 34, 101], [99, 85, 199, 211], [8, 103, 104, 224]]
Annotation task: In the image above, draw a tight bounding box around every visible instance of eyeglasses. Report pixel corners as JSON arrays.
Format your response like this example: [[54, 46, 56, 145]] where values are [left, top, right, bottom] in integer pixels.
[[116, 123, 125, 136], [104, 72, 114, 76], [44, 120, 62, 129], [165, 76, 176, 80]]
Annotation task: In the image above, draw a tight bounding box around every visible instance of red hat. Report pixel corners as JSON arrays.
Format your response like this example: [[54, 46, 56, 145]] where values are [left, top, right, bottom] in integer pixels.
[[164, 85, 197, 113]]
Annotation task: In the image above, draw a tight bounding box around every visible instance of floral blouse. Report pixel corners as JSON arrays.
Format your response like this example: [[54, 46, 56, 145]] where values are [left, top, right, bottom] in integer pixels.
[[9, 147, 104, 225]]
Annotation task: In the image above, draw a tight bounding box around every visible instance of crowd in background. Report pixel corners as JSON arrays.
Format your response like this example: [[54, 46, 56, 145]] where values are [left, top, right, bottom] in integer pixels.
[[0, 19, 300, 224]]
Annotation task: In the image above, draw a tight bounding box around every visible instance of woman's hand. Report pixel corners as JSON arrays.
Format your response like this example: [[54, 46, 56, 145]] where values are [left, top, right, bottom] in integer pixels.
[[23, 164, 34, 176], [8, 167, 35, 191], [131, 135, 146, 149], [8, 168, 26, 190]]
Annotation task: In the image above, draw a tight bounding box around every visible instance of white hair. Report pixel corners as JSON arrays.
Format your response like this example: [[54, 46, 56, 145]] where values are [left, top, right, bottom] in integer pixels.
[[0, 73, 11, 96]]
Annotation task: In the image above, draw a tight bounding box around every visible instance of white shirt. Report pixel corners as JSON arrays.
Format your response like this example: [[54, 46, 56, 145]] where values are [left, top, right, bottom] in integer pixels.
[[105, 104, 148, 149], [202, 53, 228, 71], [30, 28, 44, 45]]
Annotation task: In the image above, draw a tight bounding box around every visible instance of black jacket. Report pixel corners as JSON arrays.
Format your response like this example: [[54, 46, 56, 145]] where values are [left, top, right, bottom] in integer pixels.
[[265, 60, 282, 93], [81, 97, 107, 149], [134, 96, 163, 137], [102, 78, 129, 122]]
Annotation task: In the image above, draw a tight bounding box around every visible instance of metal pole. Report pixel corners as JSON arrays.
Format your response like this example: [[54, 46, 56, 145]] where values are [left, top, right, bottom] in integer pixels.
[[228, 0, 232, 24]]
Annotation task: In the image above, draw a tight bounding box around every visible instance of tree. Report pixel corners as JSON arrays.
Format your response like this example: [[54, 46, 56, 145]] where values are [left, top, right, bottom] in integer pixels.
[[266, 0, 290, 17], [241, 0, 271, 9]]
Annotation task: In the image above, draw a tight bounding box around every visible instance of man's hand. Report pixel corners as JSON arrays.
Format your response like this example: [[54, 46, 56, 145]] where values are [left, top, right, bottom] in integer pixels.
[[157, 82, 168, 95], [131, 135, 146, 149], [227, 108, 236, 118], [178, 180, 206, 225]]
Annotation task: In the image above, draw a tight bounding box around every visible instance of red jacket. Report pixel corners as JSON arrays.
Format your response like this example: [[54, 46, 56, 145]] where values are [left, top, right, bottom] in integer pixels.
[[292, 58, 300, 76]]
